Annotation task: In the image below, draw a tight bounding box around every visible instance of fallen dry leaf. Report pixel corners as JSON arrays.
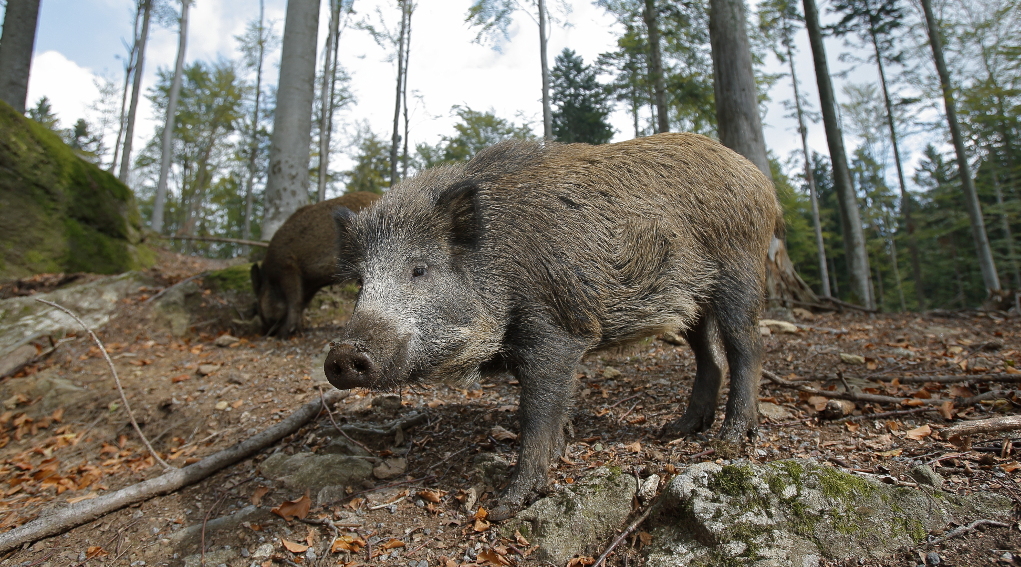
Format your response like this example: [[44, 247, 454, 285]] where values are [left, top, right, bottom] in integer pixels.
[[877, 448, 903, 457], [418, 489, 445, 503], [171, 374, 190, 383], [514, 529, 530, 547], [281, 538, 309, 553], [474, 506, 488, 521], [474, 518, 491, 532], [86, 546, 108, 558], [566, 556, 596, 566], [478, 548, 513, 566], [638, 531, 653, 545], [625, 441, 642, 453], [905, 424, 932, 441], [272, 493, 311, 521], [331, 534, 367, 553], [381, 538, 405, 550], [251, 486, 269, 507], [490, 425, 518, 441]]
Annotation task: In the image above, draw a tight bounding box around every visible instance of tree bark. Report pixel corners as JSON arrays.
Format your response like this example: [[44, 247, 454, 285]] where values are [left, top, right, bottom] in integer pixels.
[[118, 0, 153, 184], [802, 0, 874, 308], [243, 0, 267, 243], [643, 0, 668, 134], [920, 0, 1000, 293], [153, 0, 191, 234], [262, 0, 320, 241], [390, 0, 408, 185], [402, 4, 413, 178], [317, 0, 342, 202], [993, 171, 1021, 288], [869, 27, 924, 309], [538, 0, 552, 139], [785, 36, 830, 297], [109, 8, 142, 175], [0, 0, 42, 114]]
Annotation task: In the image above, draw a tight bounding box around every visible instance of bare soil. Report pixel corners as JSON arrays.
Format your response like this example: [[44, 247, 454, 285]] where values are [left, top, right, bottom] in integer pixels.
[[2, 249, 1021, 567]]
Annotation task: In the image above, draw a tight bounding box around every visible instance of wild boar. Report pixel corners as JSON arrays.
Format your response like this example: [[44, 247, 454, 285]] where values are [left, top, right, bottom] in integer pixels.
[[323, 133, 781, 518], [250, 191, 379, 338]]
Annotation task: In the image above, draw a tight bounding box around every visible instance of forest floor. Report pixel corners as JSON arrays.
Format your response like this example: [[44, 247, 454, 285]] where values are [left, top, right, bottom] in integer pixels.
[[2, 248, 1021, 567]]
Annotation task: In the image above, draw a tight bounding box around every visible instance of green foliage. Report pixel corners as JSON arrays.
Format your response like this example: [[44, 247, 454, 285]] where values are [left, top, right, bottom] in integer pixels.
[[27, 97, 60, 132], [414, 106, 535, 169], [344, 125, 391, 194], [550, 49, 614, 144], [772, 156, 821, 291]]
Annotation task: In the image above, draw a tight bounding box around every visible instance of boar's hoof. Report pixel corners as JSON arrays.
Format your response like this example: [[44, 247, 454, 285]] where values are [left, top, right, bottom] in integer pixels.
[[660, 411, 715, 439], [719, 421, 758, 445], [324, 344, 377, 389]]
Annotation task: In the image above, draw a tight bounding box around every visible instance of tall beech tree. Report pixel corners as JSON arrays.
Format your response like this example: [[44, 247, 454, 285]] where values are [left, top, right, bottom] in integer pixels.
[[0, 0, 42, 114], [118, 0, 154, 184], [153, 0, 191, 234]]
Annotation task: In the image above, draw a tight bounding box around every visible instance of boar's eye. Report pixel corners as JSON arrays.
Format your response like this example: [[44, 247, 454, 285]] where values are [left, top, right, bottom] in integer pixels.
[[411, 265, 427, 279]]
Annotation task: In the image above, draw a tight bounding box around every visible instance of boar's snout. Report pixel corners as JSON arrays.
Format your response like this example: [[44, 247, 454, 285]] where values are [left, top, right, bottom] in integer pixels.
[[324, 343, 378, 389]]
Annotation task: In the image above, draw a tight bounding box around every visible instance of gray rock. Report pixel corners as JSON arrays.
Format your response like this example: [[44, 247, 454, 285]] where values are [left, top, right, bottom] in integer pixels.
[[644, 459, 1011, 567], [909, 465, 945, 489], [758, 402, 793, 421], [371, 395, 401, 412], [759, 319, 798, 334], [473, 452, 512, 487], [373, 457, 408, 480], [0, 344, 37, 378], [169, 505, 272, 546], [214, 334, 240, 347], [151, 280, 203, 337], [502, 467, 638, 565], [1, 369, 84, 411], [259, 452, 373, 492], [197, 364, 221, 376], [183, 548, 236, 567], [320, 436, 372, 457], [252, 543, 275, 558], [603, 366, 622, 379], [639, 474, 661, 505]]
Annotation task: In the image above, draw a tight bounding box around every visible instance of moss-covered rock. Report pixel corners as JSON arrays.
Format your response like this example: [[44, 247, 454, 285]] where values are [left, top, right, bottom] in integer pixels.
[[150, 264, 258, 337], [0, 100, 153, 279], [644, 459, 1011, 567]]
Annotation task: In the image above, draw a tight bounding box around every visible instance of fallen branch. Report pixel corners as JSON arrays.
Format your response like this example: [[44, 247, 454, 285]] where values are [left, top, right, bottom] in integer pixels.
[[882, 374, 1021, 384], [840, 407, 935, 422], [36, 298, 171, 471], [318, 386, 373, 455], [763, 370, 1009, 408], [156, 234, 269, 248], [940, 416, 1021, 444], [340, 412, 429, 436], [593, 505, 656, 567], [143, 272, 207, 304], [930, 519, 1011, 545], [0, 389, 348, 554]]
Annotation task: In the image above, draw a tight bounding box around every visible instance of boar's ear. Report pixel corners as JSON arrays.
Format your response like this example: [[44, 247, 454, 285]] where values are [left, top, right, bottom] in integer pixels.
[[250, 263, 262, 295], [436, 181, 480, 249]]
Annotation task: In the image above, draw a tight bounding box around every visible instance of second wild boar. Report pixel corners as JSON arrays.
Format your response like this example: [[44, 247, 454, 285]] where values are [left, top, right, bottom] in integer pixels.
[[250, 191, 379, 338], [323, 133, 781, 518]]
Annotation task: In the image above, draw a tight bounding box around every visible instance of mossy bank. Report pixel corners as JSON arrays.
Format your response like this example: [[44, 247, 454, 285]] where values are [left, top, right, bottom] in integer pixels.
[[0, 100, 154, 279]]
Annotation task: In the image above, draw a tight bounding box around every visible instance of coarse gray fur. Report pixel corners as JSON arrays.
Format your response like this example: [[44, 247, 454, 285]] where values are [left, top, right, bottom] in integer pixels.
[[251, 191, 379, 338], [325, 133, 782, 518]]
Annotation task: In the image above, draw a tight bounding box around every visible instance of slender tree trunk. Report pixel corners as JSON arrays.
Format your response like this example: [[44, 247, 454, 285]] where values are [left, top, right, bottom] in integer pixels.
[[803, 0, 873, 308], [153, 0, 190, 234], [110, 9, 141, 175], [0, 0, 42, 114], [993, 171, 1021, 288], [786, 37, 830, 297], [402, 5, 412, 178], [869, 28, 924, 309], [118, 0, 153, 184], [389, 0, 407, 185], [243, 0, 267, 242], [920, 0, 1000, 293], [538, 0, 552, 139], [262, 0, 320, 241], [317, 0, 342, 202], [888, 228, 905, 311], [643, 0, 668, 134], [829, 256, 840, 296]]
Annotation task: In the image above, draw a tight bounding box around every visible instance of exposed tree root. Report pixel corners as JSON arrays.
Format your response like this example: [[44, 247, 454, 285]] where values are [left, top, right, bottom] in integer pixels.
[[941, 416, 1021, 446]]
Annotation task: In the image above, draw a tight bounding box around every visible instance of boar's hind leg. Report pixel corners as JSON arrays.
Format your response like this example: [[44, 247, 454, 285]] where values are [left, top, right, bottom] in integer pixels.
[[662, 314, 727, 438], [278, 269, 304, 339], [714, 277, 764, 443], [490, 328, 587, 521]]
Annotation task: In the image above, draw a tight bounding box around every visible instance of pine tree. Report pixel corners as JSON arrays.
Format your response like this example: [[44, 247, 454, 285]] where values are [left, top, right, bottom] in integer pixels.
[[550, 49, 614, 145]]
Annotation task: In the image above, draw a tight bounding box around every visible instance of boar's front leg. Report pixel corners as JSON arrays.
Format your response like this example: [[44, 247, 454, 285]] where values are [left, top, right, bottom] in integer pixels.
[[490, 325, 587, 521], [278, 268, 304, 339]]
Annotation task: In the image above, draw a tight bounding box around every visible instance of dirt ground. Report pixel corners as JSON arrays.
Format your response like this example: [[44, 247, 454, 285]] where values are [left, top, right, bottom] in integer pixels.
[[2, 249, 1021, 567]]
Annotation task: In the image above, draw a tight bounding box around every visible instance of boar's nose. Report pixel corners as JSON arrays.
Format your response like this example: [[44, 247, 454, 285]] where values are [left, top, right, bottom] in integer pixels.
[[324, 343, 377, 389]]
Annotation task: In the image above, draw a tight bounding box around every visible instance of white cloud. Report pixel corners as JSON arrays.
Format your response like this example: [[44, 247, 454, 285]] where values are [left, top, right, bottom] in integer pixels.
[[25, 50, 102, 128]]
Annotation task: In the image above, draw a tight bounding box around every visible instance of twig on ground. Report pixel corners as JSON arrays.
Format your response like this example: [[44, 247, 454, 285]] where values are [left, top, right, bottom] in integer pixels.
[[607, 393, 642, 409], [840, 407, 935, 423], [318, 386, 373, 455], [426, 447, 469, 472], [143, 272, 207, 304], [930, 519, 1011, 545], [763, 369, 1010, 407], [0, 389, 349, 554], [339, 412, 429, 436], [941, 416, 1021, 445], [593, 505, 656, 567], [35, 298, 171, 471], [883, 374, 1021, 384]]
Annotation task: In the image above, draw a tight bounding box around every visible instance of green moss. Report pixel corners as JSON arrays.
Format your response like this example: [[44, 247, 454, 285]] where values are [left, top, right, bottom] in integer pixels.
[[0, 99, 151, 279], [708, 465, 756, 497], [817, 466, 875, 501], [204, 264, 254, 293]]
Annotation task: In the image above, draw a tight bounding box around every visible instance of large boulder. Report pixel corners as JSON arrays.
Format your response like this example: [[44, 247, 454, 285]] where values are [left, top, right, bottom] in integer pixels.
[[0, 100, 153, 279], [644, 459, 1012, 567]]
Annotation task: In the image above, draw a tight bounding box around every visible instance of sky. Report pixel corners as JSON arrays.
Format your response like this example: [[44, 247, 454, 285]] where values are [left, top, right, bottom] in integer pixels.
[[12, 0, 936, 197]]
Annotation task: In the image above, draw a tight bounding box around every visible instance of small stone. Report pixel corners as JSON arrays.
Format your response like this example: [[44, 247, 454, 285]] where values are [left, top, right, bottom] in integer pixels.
[[926, 551, 941, 565], [197, 364, 221, 376], [889, 348, 915, 359], [660, 332, 685, 346], [638, 474, 661, 505], [909, 465, 945, 489], [760, 319, 799, 334], [371, 395, 401, 411], [840, 353, 866, 365], [214, 334, 240, 348], [373, 457, 408, 480], [758, 401, 794, 421], [215, 401, 229, 411], [252, 543, 274, 558], [603, 367, 622, 379], [759, 326, 772, 336], [306, 548, 317, 561], [791, 307, 814, 320], [1000, 552, 1014, 563]]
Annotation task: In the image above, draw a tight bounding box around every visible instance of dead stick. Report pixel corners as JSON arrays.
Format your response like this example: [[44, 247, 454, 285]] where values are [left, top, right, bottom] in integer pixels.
[[0, 389, 348, 554], [593, 505, 656, 567], [840, 407, 935, 423], [35, 298, 171, 471], [931, 519, 1010, 544], [880, 374, 1021, 384], [941, 416, 1021, 442], [318, 386, 373, 455], [156, 235, 269, 248], [763, 369, 1008, 407]]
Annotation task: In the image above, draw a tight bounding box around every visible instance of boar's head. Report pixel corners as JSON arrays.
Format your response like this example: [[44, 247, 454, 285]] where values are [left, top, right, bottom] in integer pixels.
[[324, 171, 502, 392], [249, 263, 287, 337]]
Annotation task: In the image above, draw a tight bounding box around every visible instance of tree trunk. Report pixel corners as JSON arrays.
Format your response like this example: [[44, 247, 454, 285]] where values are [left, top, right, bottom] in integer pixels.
[[920, 0, 1000, 293], [402, 5, 412, 178], [262, 0, 320, 241], [643, 0, 668, 134], [118, 0, 153, 184], [317, 0, 342, 202], [802, 0, 873, 308], [870, 27, 924, 309], [389, 0, 407, 185], [707, 0, 817, 307], [538, 0, 552, 139], [993, 171, 1021, 288], [0, 0, 42, 114], [109, 8, 141, 175], [153, 0, 191, 234], [785, 37, 830, 297], [242, 0, 267, 242]]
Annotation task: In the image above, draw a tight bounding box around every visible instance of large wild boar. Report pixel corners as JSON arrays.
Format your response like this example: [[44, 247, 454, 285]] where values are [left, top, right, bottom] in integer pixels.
[[250, 191, 379, 338], [323, 133, 781, 518]]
